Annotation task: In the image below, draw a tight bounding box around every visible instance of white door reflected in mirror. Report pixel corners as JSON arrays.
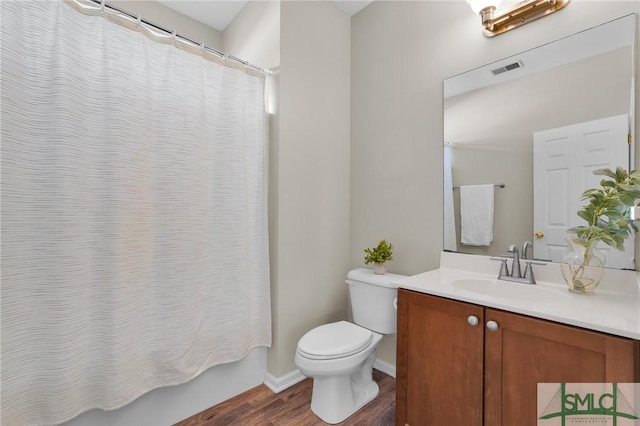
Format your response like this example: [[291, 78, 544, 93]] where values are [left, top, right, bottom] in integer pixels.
[[533, 114, 632, 269]]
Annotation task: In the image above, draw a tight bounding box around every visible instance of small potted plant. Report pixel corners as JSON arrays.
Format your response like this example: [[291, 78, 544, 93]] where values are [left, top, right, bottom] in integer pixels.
[[364, 239, 394, 275], [562, 167, 640, 293]]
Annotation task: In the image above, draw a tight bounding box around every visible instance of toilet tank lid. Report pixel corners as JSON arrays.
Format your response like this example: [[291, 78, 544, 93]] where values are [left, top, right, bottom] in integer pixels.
[[346, 268, 407, 288]]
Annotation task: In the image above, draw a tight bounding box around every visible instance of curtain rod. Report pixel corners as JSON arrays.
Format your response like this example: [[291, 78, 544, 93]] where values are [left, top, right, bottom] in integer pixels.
[[453, 183, 505, 190], [82, 0, 270, 75]]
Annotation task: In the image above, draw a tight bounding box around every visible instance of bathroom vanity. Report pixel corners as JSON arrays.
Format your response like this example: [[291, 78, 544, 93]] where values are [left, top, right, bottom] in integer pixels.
[[415, 12, 640, 425], [395, 251, 640, 426]]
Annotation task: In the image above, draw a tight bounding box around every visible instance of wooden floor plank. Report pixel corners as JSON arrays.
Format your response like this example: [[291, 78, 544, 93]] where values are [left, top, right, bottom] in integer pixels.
[[174, 369, 395, 426]]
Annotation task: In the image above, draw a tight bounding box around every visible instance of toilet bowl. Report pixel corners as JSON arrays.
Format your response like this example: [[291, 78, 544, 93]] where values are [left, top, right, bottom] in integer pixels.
[[295, 321, 383, 424], [294, 268, 407, 424]]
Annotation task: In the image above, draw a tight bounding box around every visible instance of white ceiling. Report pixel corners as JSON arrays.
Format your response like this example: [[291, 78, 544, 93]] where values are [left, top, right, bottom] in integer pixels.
[[158, 1, 373, 32]]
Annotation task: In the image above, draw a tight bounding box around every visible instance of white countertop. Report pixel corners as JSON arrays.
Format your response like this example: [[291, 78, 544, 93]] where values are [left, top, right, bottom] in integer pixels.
[[396, 251, 640, 340]]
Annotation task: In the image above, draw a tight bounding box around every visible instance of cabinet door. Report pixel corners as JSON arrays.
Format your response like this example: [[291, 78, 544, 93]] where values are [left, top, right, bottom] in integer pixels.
[[484, 308, 640, 426], [396, 290, 484, 426]]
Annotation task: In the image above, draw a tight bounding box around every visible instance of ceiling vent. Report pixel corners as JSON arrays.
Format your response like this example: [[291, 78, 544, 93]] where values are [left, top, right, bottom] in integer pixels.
[[492, 60, 524, 75]]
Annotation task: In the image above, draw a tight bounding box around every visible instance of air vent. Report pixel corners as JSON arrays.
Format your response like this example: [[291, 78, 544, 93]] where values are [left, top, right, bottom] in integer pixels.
[[491, 60, 524, 75]]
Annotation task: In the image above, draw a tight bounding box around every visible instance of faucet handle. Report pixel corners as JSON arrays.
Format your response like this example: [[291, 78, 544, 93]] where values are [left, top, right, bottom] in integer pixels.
[[490, 256, 509, 260], [490, 257, 510, 278], [523, 262, 535, 281], [498, 259, 509, 278], [523, 260, 546, 284]]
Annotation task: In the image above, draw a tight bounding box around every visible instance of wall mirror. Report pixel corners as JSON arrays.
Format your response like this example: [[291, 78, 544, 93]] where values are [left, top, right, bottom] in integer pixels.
[[443, 14, 636, 269]]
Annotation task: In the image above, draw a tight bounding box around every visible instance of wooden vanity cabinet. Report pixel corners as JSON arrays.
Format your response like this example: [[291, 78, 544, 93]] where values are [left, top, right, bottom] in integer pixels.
[[396, 288, 640, 426]]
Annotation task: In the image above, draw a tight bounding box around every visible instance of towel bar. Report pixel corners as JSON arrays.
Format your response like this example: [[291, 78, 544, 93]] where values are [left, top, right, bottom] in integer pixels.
[[453, 183, 505, 190]]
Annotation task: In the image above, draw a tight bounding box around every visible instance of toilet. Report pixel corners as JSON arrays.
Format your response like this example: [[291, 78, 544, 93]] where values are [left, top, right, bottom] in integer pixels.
[[295, 268, 406, 424]]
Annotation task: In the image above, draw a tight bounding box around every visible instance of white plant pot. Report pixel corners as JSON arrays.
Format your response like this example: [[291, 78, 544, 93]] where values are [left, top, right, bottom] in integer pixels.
[[372, 262, 387, 275]]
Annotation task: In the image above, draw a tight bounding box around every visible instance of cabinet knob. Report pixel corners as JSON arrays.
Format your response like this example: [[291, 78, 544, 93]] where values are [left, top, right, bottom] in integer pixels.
[[467, 315, 479, 327], [486, 320, 499, 332]]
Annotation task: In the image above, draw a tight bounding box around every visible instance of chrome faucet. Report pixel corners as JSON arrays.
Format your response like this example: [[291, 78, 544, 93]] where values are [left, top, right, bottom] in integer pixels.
[[507, 245, 521, 279], [491, 243, 545, 285], [522, 241, 533, 260]]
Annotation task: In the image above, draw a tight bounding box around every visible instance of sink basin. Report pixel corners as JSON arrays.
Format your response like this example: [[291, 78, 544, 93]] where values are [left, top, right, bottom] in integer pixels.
[[452, 278, 542, 299]]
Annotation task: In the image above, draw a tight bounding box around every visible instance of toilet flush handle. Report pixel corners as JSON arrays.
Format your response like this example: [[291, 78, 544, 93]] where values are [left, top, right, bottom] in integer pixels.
[[393, 297, 398, 310]]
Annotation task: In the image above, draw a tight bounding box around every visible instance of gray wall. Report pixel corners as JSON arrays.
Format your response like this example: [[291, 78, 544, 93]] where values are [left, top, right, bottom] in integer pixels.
[[272, 0, 352, 378], [351, 0, 640, 367]]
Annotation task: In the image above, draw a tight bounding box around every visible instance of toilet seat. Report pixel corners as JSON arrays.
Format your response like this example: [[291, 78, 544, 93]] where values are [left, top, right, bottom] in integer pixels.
[[298, 321, 372, 360]]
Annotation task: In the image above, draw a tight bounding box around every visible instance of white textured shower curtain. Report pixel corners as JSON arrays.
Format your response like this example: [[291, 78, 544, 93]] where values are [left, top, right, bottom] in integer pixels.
[[1, 1, 271, 424]]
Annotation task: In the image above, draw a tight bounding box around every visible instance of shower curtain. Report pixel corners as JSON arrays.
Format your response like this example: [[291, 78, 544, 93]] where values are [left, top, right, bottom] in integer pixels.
[[1, 1, 271, 424]]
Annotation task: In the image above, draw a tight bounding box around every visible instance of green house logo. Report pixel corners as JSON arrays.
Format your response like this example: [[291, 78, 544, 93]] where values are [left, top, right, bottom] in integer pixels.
[[538, 383, 640, 425]]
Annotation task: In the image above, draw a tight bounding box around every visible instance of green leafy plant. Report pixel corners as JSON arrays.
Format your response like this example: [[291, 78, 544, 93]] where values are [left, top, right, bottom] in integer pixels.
[[569, 167, 640, 251], [564, 167, 640, 289], [364, 239, 394, 265]]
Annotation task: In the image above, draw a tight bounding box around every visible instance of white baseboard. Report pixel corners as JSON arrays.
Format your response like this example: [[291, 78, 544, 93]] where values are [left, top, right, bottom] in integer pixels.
[[374, 358, 396, 378], [264, 369, 307, 394], [264, 357, 396, 395]]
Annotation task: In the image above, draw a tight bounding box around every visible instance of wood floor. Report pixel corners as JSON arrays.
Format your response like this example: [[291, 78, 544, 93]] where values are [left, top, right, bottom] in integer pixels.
[[174, 369, 395, 426]]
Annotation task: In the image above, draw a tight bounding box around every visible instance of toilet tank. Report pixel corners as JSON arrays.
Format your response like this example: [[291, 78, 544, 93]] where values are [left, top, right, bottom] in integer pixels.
[[346, 268, 407, 334]]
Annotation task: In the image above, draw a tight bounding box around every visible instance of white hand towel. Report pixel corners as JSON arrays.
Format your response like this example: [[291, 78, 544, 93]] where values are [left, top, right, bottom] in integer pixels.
[[460, 184, 495, 246]]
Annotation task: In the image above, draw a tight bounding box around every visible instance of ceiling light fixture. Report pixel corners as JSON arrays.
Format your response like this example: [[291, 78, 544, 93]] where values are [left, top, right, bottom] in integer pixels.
[[467, 0, 570, 37]]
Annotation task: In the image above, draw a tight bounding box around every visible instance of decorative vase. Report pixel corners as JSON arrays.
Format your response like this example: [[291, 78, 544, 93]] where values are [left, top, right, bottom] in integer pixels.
[[372, 262, 387, 275], [560, 238, 605, 294]]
